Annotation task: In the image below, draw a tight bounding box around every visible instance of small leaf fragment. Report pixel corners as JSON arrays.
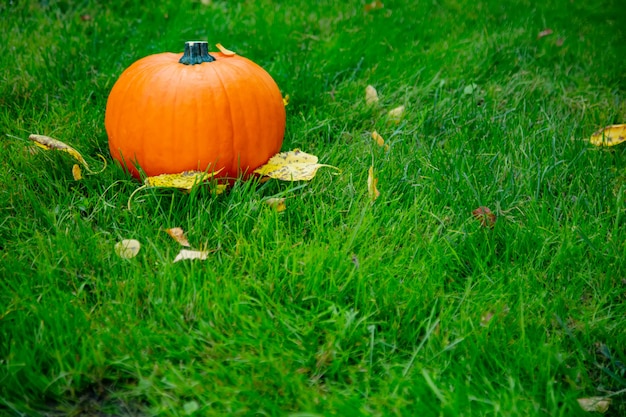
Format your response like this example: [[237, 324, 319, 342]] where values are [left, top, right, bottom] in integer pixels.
[[216, 43, 236, 56], [463, 83, 479, 95], [265, 197, 287, 212], [365, 85, 379, 105], [590, 124, 626, 147], [165, 227, 191, 247], [72, 164, 83, 181], [472, 206, 497, 228], [537, 28, 553, 39], [387, 105, 405, 123], [115, 239, 141, 259], [283, 94, 290, 106], [173, 249, 209, 263], [577, 397, 611, 413], [372, 131, 390, 150], [368, 165, 380, 202], [253, 149, 339, 181], [364, 0, 384, 12], [29, 134, 90, 171]]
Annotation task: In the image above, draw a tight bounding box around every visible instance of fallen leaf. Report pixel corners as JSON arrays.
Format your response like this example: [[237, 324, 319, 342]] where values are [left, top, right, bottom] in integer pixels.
[[115, 239, 141, 259], [368, 165, 380, 202], [537, 28, 553, 39], [480, 311, 495, 327], [365, 85, 379, 105], [72, 164, 82, 181], [165, 227, 191, 247], [590, 124, 626, 147], [183, 401, 200, 415], [173, 249, 209, 263], [577, 397, 611, 413], [144, 170, 219, 189], [387, 105, 405, 123], [472, 206, 497, 228], [265, 197, 287, 212], [253, 149, 339, 181], [127, 169, 223, 211], [283, 94, 290, 107], [29, 134, 90, 171], [216, 43, 236, 56], [364, 0, 384, 12], [372, 131, 390, 150]]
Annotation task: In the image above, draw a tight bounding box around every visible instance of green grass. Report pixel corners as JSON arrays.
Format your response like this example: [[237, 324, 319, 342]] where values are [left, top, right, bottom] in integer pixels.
[[2, 0, 626, 415]]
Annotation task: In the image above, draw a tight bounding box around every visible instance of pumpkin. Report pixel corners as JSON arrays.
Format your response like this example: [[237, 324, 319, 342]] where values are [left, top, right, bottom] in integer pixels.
[[105, 41, 286, 179]]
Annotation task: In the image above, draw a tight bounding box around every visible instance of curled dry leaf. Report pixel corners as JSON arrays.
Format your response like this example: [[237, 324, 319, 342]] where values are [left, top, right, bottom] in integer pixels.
[[215, 43, 236, 56], [577, 397, 611, 413], [165, 227, 191, 247], [115, 239, 141, 259], [173, 249, 209, 263], [28, 134, 107, 175], [590, 124, 626, 147], [72, 164, 82, 181], [29, 134, 90, 171], [265, 197, 287, 212], [283, 94, 290, 107], [365, 85, 379, 105], [368, 165, 380, 202], [253, 149, 339, 181], [372, 131, 390, 151], [472, 206, 497, 228], [387, 105, 405, 123]]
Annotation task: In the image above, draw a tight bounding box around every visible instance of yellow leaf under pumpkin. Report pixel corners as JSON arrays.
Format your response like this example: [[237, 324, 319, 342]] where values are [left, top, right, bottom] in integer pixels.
[[29, 134, 90, 171], [253, 149, 339, 181], [144, 169, 223, 189], [368, 165, 380, 202], [590, 124, 626, 147], [283, 94, 290, 107], [216, 43, 236, 56], [365, 85, 379, 105]]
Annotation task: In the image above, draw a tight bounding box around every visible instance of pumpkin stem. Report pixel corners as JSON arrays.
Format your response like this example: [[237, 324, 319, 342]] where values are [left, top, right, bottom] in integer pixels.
[[179, 41, 216, 65]]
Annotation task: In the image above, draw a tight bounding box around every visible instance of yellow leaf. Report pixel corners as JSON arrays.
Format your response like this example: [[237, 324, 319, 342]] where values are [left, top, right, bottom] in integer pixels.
[[173, 249, 209, 263], [115, 239, 141, 259], [577, 397, 611, 413], [283, 94, 290, 107], [165, 227, 191, 247], [29, 134, 90, 171], [372, 131, 390, 150], [144, 169, 222, 189], [265, 197, 287, 212], [387, 105, 405, 123], [368, 165, 380, 202], [253, 149, 339, 181], [590, 124, 626, 147], [72, 164, 82, 181], [216, 43, 236, 56], [365, 85, 379, 105]]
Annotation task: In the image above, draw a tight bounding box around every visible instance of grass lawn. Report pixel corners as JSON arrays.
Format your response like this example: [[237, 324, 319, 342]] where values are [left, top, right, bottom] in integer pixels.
[[1, 0, 626, 415]]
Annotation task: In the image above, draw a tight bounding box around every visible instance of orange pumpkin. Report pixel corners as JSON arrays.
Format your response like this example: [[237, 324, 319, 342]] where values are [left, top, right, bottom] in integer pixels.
[[105, 41, 286, 179]]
